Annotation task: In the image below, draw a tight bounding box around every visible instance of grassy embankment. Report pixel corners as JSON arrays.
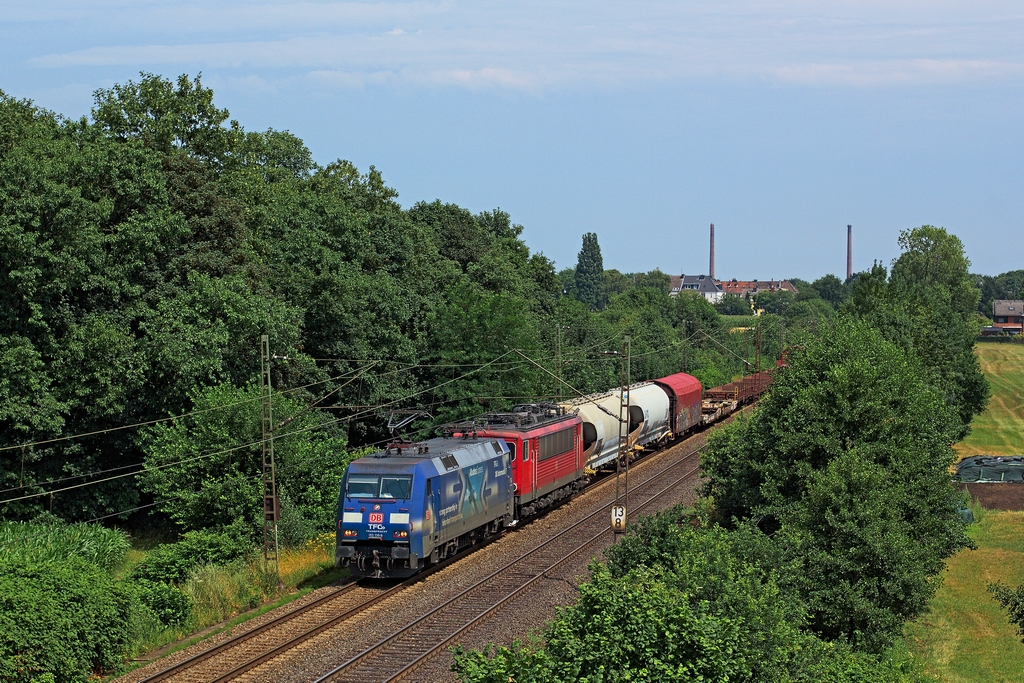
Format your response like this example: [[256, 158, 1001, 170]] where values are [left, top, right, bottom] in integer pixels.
[[127, 532, 345, 659], [905, 509, 1024, 682], [905, 341, 1024, 681]]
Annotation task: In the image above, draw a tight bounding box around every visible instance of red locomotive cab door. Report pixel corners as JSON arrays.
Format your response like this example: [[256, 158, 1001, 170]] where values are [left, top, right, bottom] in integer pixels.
[[530, 440, 538, 492], [507, 440, 521, 493]]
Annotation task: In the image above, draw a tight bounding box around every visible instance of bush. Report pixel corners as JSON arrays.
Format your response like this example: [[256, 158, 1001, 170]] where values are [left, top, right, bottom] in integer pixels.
[[0, 557, 134, 683], [989, 581, 1024, 642], [130, 579, 192, 626], [130, 528, 251, 584]]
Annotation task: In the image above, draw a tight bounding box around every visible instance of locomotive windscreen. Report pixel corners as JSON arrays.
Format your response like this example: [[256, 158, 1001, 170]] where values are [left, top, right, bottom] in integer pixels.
[[346, 474, 413, 499]]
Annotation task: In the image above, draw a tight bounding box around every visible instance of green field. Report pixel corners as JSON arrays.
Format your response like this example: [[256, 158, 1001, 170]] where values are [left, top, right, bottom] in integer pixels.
[[906, 341, 1024, 680], [955, 343, 1024, 458], [905, 510, 1024, 682]]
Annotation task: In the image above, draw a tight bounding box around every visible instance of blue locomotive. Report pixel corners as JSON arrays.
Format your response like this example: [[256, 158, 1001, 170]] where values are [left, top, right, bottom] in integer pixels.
[[335, 436, 514, 578]]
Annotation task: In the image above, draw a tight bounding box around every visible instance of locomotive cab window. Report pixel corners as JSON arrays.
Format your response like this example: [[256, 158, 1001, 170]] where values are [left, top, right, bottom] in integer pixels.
[[522, 441, 529, 462], [380, 476, 412, 499], [508, 442, 517, 461], [347, 474, 412, 499], [347, 474, 379, 498]]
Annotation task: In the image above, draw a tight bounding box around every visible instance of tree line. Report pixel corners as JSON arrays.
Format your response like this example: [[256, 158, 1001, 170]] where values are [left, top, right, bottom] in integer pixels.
[[454, 226, 993, 681], [2, 73, 787, 540], [0, 71, 1007, 681]]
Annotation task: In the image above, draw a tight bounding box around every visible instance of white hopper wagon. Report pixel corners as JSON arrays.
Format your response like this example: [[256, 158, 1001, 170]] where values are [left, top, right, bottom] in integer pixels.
[[561, 382, 671, 470]]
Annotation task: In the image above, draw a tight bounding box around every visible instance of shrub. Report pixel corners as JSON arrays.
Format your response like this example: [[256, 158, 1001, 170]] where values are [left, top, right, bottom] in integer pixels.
[[989, 581, 1024, 642], [130, 528, 251, 584], [130, 579, 192, 626], [0, 557, 134, 683]]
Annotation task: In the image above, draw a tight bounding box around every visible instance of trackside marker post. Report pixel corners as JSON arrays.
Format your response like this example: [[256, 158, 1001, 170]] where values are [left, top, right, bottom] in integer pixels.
[[611, 505, 626, 533]]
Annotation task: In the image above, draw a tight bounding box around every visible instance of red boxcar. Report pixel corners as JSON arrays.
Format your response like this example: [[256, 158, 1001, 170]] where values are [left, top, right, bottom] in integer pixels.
[[704, 371, 772, 403], [451, 404, 585, 520], [653, 372, 703, 437]]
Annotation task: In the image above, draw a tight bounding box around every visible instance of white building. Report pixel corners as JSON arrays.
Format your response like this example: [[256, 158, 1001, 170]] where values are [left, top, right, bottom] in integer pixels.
[[669, 274, 724, 303]]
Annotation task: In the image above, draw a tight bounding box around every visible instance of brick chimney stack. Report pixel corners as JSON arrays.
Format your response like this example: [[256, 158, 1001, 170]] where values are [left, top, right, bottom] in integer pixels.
[[847, 224, 852, 281], [709, 223, 715, 280]]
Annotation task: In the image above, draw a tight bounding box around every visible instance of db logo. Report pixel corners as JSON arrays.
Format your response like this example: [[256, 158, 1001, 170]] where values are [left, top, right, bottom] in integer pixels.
[[369, 513, 384, 524]]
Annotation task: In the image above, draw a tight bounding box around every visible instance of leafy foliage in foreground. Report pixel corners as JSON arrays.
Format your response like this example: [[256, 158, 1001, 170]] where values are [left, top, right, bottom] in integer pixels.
[[702, 318, 972, 650], [454, 511, 927, 683], [0, 557, 136, 683]]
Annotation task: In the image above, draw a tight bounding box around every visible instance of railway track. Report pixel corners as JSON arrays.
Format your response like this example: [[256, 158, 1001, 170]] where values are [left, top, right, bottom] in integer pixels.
[[312, 441, 705, 683], [132, 423, 717, 683], [135, 580, 394, 683]]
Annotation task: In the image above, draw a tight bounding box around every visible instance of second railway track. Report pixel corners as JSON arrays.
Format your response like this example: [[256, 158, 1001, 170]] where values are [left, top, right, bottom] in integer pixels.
[[313, 440, 706, 683]]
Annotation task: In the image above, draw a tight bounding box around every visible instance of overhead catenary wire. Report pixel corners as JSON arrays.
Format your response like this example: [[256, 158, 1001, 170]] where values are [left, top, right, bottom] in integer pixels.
[[264, 350, 520, 446], [1, 326, 734, 506], [0, 367, 374, 455], [0, 441, 259, 506], [0, 351, 523, 507]]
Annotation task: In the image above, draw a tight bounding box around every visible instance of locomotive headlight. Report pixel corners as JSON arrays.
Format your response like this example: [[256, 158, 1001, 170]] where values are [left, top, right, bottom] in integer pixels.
[[393, 531, 408, 538], [343, 529, 358, 537]]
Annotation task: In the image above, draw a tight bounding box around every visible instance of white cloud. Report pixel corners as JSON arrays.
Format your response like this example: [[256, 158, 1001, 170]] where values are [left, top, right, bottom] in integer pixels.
[[13, 1, 1024, 90]]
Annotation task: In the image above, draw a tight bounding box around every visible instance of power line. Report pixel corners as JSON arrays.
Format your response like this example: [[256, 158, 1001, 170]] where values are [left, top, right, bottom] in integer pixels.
[[0, 442, 258, 506], [264, 351, 520, 446], [0, 352, 521, 507], [0, 368, 368, 455]]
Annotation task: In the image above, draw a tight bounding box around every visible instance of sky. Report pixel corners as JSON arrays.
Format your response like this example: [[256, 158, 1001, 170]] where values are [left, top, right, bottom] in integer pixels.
[[2, 1, 1022, 280]]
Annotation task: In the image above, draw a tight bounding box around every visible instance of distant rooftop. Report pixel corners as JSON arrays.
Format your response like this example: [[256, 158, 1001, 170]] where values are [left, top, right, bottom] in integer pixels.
[[993, 300, 1024, 316], [669, 274, 722, 295]]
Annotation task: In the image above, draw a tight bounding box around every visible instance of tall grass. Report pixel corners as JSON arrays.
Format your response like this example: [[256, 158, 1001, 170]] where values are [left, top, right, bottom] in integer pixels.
[[0, 520, 131, 572], [184, 562, 279, 628], [130, 534, 341, 654]]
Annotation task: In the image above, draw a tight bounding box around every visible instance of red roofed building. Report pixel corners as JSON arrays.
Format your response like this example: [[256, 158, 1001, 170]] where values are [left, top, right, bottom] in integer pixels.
[[992, 300, 1024, 335], [719, 279, 799, 298]]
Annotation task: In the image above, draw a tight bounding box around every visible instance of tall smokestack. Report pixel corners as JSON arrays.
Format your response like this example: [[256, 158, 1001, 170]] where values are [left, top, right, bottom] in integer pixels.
[[846, 224, 852, 280], [709, 223, 715, 280]]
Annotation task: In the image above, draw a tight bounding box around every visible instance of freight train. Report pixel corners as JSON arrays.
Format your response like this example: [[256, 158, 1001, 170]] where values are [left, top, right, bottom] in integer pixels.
[[336, 370, 771, 578]]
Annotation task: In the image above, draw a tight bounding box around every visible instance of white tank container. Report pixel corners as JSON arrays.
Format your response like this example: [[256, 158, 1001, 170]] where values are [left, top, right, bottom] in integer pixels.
[[562, 382, 670, 470]]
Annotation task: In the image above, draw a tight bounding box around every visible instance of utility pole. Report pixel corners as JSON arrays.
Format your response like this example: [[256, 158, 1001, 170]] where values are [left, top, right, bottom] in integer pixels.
[[611, 335, 631, 535], [556, 325, 563, 402], [260, 335, 280, 583]]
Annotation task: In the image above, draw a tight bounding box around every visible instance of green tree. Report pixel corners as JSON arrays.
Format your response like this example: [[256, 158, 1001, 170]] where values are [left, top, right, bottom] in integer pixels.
[[633, 268, 671, 294], [574, 232, 603, 310], [92, 72, 233, 161], [715, 293, 751, 315], [600, 268, 633, 306], [702, 317, 972, 650], [813, 273, 849, 307], [139, 383, 350, 535], [845, 228, 989, 437], [754, 289, 795, 315]]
